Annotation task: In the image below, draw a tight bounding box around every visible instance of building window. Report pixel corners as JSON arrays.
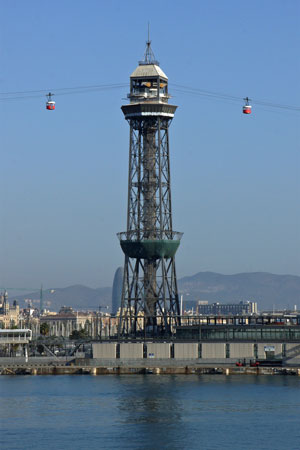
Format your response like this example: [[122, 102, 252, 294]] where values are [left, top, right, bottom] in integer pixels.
[[282, 343, 286, 358], [254, 343, 258, 359], [226, 343, 230, 358]]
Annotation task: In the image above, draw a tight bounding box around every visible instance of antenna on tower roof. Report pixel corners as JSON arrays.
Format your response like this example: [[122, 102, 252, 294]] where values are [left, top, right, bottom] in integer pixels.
[[139, 23, 159, 66]]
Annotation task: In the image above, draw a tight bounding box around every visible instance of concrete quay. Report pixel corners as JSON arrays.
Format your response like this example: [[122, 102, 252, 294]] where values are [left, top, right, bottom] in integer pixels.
[[0, 357, 300, 376]]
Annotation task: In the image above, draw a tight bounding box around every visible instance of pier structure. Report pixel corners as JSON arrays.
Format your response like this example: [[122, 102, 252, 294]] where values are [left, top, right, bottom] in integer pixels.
[[0, 328, 32, 344], [118, 39, 182, 337], [2, 315, 300, 375]]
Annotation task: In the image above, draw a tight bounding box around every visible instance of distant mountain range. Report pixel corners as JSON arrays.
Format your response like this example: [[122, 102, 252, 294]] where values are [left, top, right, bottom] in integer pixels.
[[14, 285, 112, 312], [178, 272, 300, 311], [11, 272, 300, 312]]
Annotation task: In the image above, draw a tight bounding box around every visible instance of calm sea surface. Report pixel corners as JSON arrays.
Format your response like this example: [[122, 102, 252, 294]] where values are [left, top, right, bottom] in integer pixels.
[[1, 374, 300, 449]]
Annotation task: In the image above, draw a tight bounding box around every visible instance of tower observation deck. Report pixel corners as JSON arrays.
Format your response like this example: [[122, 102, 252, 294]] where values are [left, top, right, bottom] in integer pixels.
[[118, 40, 182, 337]]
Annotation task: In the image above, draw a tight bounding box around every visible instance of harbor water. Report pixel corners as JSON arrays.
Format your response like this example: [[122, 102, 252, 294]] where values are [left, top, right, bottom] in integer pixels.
[[1, 374, 300, 449]]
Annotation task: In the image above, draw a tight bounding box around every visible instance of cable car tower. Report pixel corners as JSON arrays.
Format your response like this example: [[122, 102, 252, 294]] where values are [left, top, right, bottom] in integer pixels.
[[118, 38, 182, 337]]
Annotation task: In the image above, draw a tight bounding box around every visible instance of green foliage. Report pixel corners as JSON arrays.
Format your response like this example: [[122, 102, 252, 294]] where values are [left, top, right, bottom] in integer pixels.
[[10, 321, 18, 329], [69, 329, 88, 340], [37, 344, 44, 354], [40, 322, 50, 336]]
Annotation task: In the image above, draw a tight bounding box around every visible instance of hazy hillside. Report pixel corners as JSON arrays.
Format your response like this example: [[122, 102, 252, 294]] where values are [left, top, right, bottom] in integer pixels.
[[178, 272, 300, 311], [11, 272, 300, 312], [14, 285, 112, 312]]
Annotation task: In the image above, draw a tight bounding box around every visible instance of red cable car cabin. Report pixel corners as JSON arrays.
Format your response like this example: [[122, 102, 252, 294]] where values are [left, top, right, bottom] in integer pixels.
[[243, 104, 252, 114], [243, 97, 252, 114], [46, 92, 55, 110], [46, 101, 55, 110]]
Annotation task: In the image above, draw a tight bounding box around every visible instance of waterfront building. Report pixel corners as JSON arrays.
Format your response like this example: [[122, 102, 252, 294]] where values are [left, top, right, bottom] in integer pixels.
[[197, 300, 258, 316], [92, 313, 300, 365], [40, 306, 118, 338], [176, 313, 300, 342]]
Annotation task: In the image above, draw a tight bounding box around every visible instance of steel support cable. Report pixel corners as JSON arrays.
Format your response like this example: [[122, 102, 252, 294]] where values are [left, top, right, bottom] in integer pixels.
[[171, 87, 241, 103], [0, 84, 128, 103], [0, 80, 299, 112], [171, 83, 241, 101], [171, 83, 300, 112], [0, 85, 128, 102], [0, 82, 127, 96]]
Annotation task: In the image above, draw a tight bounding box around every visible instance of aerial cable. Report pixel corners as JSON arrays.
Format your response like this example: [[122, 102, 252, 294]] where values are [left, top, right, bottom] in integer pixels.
[[0, 82, 127, 96], [171, 87, 240, 102], [171, 83, 241, 101], [0, 84, 128, 102], [0, 80, 299, 112], [170, 83, 300, 112]]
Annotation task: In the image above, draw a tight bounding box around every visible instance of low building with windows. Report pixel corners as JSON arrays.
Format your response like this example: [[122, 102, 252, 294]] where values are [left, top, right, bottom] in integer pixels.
[[40, 306, 118, 338], [174, 313, 300, 364], [197, 300, 258, 316]]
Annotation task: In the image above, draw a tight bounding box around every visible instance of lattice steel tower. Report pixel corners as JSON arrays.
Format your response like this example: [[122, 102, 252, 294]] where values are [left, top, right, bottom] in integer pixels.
[[118, 39, 182, 337]]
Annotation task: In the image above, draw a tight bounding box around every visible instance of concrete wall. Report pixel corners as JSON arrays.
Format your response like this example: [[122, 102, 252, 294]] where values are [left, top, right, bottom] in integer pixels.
[[286, 343, 300, 357], [119, 343, 144, 359], [201, 343, 226, 359], [257, 343, 282, 359], [147, 343, 171, 359], [92, 343, 117, 359], [230, 343, 254, 359], [91, 341, 292, 361], [284, 343, 300, 365], [174, 343, 198, 359]]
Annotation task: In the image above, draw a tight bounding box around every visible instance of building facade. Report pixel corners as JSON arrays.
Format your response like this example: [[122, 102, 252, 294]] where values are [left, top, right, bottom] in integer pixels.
[[40, 307, 119, 338], [0, 291, 20, 328], [197, 301, 258, 316]]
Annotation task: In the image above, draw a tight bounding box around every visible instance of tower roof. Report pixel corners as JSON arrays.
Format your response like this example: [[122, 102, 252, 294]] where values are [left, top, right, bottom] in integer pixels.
[[130, 64, 168, 80]]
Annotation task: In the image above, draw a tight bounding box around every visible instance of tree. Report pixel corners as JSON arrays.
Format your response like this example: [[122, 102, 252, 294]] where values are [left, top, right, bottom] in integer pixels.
[[40, 322, 50, 336], [37, 344, 44, 354], [10, 320, 18, 329], [69, 329, 88, 340]]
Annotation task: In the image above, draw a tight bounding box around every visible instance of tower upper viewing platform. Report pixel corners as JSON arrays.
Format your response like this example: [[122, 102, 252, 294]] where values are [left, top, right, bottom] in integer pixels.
[[127, 39, 170, 105]]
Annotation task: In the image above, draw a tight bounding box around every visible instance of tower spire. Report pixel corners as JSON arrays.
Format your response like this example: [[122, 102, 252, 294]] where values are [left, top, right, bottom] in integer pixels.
[[139, 24, 159, 66]]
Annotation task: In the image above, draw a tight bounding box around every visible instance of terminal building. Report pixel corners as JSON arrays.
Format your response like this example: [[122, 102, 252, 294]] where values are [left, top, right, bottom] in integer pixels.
[[92, 313, 300, 366], [175, 313, 300, 341]]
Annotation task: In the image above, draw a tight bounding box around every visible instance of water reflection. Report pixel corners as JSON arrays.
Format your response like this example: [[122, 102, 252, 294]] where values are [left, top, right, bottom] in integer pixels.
[[114, 374, 300, 449], [116, 375, 183, 448]]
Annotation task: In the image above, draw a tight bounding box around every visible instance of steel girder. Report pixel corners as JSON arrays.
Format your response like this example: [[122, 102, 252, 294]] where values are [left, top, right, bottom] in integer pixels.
[[118, 116, 181, 337]]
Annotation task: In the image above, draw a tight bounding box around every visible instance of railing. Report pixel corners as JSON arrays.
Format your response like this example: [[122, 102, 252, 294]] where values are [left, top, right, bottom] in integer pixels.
[[117, 230, 183, 241], [0, 329, 32, 343]]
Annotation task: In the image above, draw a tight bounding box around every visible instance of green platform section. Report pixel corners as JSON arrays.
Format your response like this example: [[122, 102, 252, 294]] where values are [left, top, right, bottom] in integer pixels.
[[120, 239, 180, 259]]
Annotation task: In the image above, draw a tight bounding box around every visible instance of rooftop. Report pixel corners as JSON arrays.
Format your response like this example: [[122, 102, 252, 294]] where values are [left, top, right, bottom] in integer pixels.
[[130, 64, 168, 80]]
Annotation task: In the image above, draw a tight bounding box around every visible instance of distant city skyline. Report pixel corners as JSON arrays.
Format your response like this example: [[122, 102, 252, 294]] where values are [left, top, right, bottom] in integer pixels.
[[0, 1, 299, 289]]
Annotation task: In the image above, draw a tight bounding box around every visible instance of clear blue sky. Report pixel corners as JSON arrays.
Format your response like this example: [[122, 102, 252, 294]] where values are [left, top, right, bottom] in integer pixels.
[[0, 0, 299, 289]]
